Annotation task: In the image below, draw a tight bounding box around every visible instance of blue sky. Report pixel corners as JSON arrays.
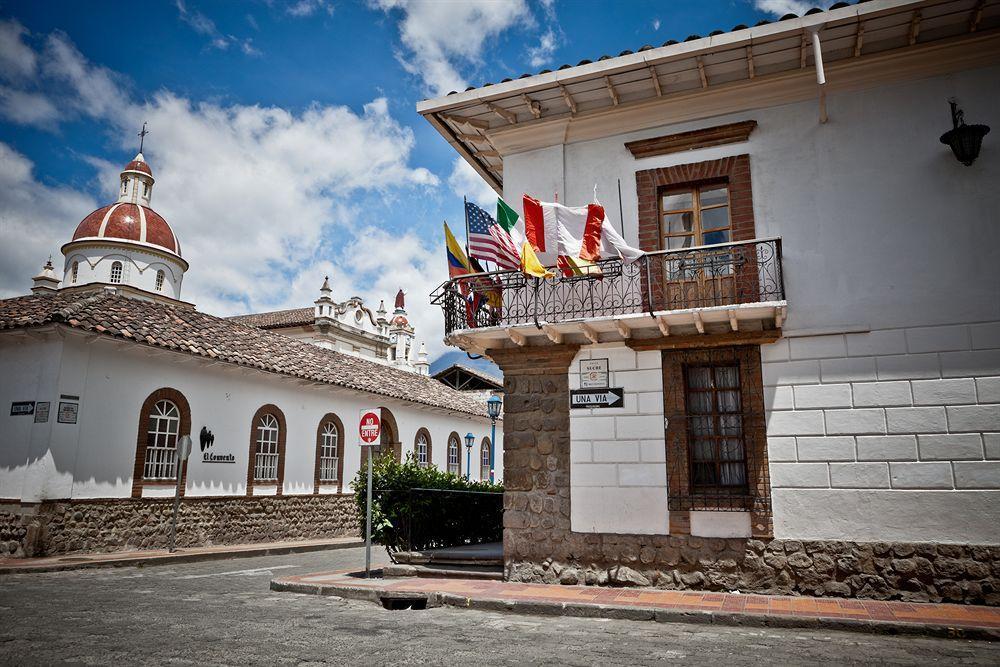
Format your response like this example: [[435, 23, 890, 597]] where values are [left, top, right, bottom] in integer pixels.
[[0, 0, 812, 358]]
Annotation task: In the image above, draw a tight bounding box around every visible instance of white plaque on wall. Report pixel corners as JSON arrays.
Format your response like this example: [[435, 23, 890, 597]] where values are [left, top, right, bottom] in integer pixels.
[[580, 358, 609, 389]]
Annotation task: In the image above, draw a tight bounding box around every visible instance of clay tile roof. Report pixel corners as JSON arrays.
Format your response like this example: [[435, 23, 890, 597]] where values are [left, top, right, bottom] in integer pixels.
[[228, 307, 315, 329], [0, 291, 491, 418]]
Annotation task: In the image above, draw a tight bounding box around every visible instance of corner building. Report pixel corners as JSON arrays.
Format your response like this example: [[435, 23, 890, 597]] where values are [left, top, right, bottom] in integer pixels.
[[0, 153, 502, 557], [421, 0, 1000, 603]]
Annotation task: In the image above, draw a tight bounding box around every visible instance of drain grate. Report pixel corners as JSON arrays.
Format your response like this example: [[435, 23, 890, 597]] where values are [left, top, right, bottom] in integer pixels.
[[379, 596, 428, 611]]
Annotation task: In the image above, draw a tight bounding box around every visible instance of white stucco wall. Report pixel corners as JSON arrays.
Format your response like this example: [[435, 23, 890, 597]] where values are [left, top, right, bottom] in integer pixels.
[[62, 244, 185, 301], [508, 63, 1000, 545], [0, 332, 501, 502]]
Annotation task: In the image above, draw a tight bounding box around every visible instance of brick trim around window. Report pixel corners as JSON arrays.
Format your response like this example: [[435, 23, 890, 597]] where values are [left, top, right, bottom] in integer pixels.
[[314, 412, 345, 494], [131, 387, 192, 498], [246, 404, 287, 496], [636, 153, 755, 252], [625, 120, 757, 159]]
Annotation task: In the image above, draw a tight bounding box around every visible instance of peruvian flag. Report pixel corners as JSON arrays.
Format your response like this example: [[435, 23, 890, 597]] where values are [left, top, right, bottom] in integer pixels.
[[521, 195, 643, 266]]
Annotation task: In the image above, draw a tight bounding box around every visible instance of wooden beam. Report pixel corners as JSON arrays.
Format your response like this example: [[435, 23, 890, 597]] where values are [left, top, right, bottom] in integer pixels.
[[648, 65, 662, 96], [455, 132, 487, 143], [746, 46, 755, 79], [727, 309, 738, 332], [775, 305, 787, 329], [485, 101, 517, 125], [627, 329, 782, 352], [476, 149, 500, 158], [625, 120, 758, 159], [558, 84, 577, 115], [579, 323, 600, 344], [971, 0, 985, 32], [801, 32, 810, 68], [440, 113, 489, 130], [604, 76, 620, 106], [656, 316, 670, 336], [693, 310, 705, 334], [696, 56, 708, 88], [854, 22, 865, 57], [522, 93, 542, 119], [506, 327, 527, 347], [615, 320, 632, 339], [909, 10, 921, 46], [542, 325, 562, 344]]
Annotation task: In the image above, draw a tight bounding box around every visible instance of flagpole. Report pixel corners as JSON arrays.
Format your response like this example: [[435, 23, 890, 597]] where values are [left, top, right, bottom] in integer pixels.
[[463, 195, 471, 262]]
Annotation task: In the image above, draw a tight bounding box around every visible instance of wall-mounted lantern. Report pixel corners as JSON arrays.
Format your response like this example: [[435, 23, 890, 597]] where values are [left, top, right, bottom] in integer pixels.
[[940, 98, 990, 166]]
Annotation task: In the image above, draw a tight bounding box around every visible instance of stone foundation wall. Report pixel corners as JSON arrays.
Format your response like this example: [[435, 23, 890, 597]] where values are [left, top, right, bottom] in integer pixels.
[[0, 494, 358, 558], [505, 536, 1000, 606]]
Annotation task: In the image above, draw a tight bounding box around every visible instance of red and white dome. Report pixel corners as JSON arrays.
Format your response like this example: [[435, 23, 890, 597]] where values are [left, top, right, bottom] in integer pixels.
[[71, 202, 181, 256]]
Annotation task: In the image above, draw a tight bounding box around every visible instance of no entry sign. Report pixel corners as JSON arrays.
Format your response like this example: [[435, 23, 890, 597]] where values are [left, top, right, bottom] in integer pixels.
[[359, 409, 381, 445]]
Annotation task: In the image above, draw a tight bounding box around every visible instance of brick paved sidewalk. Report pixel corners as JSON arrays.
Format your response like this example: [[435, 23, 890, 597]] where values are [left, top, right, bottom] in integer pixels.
[[0, 536, 362, 574], [272, 569, 1000, 641]]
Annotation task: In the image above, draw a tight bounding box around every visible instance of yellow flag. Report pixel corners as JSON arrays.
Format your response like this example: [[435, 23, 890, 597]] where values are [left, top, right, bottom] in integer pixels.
[[521, 241, 555, 279]]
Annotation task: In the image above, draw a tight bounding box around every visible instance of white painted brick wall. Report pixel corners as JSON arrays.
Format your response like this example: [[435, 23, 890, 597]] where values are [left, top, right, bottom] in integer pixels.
[[953, 462, 1000, 489], [857, 435, 918, 461], [766, 410, 825, 436], [977, 377, 1000, 404], [767, 437, 797, 462], [820, 357, 877, 383], [947, 405, 1000, 432], [789, 334, 847, 360], [852, 381, 912, 407], [911, 379, 977, 405], [825, 408, 886, 435], [616, 414, 665, 439], [763, 360, 821, 386], [876, 353, 940, 381], [917, 434, 984, 461], [941, 350, 1000, 378], [829, 463, 890, 488], [971, 323, 1000, 350], [592, 440, 639, 462], [885, 407, 948, 434], [905, 325, 970, 354], [845, 330, 907, 357], [764, 385, 794, 410], [770, 463, 830, 488], [985, 433, 1000, 460], [796, 436, 855, 461], [793, 383, 852, 409], [889, 462, 954, 489]]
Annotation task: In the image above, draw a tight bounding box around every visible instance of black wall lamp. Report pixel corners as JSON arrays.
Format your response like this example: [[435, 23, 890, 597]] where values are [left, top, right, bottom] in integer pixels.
[[940, 98, 990, 166]]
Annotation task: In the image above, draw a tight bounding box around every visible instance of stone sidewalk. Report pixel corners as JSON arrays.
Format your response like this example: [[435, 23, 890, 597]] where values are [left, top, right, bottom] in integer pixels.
[[0, 536, 362, 573], [271, 569, 1000, 641]]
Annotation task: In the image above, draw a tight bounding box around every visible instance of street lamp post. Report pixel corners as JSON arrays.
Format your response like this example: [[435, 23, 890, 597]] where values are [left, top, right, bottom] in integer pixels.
[[464, 432, 474, 481], [486, 395, 502, 483]]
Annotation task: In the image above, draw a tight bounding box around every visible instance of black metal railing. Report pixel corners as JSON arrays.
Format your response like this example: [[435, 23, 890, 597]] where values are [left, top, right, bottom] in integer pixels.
[[374, 487, 503, 555], [431, 237, 784, 336]]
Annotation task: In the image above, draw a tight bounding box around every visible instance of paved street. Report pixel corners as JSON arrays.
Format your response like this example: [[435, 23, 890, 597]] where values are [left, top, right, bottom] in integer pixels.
[[0, 547, 997, 666]]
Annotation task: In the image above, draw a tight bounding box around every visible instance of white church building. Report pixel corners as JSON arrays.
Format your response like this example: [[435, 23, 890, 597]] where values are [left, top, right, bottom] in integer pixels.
[[0, 152, 502, 558]]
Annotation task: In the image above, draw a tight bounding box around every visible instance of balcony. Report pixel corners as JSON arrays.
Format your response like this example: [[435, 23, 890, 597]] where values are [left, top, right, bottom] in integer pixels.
[[432, 237, 786, 353]]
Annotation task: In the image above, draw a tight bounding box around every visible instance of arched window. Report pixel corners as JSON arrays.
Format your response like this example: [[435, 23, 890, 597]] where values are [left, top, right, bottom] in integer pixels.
[[132, 388, 191, 498], [254, 414, 280, 481], [109, 261, 123, 284], [144, 400, 180, 480], [155, 270, 165, 291], [319, 422, 339, 481], [71, 261, 79, 284], [447, 433, 461, 476], [247, 405, 286, 495], [121, 178, 128, 194], [414, 429, 431, 468], [143, 182, 150, 197], [480, 438, 492, 481]]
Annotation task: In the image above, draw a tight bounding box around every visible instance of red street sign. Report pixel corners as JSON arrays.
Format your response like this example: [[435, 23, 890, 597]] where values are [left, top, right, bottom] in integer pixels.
[[359, 410, 381, 444]]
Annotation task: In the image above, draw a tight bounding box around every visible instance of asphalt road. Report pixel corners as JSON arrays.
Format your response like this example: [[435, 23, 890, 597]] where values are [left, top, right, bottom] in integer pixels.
[[0, 547, 997, 666]]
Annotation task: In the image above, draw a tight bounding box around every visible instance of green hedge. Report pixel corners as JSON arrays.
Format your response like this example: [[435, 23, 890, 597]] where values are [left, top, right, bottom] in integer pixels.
[[350, 453, 503, 554]]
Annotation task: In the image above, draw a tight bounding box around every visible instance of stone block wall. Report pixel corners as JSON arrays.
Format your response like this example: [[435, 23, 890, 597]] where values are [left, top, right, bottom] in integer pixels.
[[0, 494, 358, 557]]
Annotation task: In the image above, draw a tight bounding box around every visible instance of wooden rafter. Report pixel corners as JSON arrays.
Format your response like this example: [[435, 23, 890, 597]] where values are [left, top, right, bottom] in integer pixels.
[[971, 0, 985, 32], [727, 309, 739, 332], [746, 46, 755, 79], [656, 316, 670, 336], [477, 149, 500, 158], [579, 323, 600, 344], [693, 311, 705, 334], [455, 132, 486, 143], [440, 113, 489, 130], [909, 10, 922, 45], [696, 56, 708, 88], [506, 327, 527, 346], [542, 325, 562, 344], [522, 94, 542, 119], [484, 101, 517, 125], [604, 75, 620, 105], [558, 83, 577, 114], [854, 22, 865, 57], [615, 320, 632, 339], [648, 65, 662, 96]]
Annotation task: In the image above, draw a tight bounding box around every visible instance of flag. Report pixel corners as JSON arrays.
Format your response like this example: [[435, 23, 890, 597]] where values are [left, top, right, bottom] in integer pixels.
[[558, 254, 603, 279], [521, 195, 643, 266], [521, 241, 555, 279], [444, 222, 472, 279], [466, 201, 520, 270]]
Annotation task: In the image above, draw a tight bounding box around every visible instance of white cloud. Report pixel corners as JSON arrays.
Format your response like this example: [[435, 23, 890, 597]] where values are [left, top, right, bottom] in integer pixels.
[[0, 27, 453, 355], [370, 0, 531, 96], [652, 18, 661, 31], [527, 28, 557, 68], [175, 0, 260, 55], [754, 0, 828, 17], [287, 0, 335, 17], [0, 19, 37, 80], [0, 86, 59, 127], [448, 157, 497, 209]]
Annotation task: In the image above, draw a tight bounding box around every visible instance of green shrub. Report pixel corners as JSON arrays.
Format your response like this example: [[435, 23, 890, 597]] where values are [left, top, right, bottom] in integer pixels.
[[350, 453, 503, 554]]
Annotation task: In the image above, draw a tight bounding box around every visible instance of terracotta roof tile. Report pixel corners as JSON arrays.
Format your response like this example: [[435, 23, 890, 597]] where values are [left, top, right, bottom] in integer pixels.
[[0, 291, 490, 418], [228, 307, 315, 329]]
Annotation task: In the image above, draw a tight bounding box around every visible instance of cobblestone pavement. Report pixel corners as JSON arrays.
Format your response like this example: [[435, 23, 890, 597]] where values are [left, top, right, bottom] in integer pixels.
[[1, 548, 997, 666]]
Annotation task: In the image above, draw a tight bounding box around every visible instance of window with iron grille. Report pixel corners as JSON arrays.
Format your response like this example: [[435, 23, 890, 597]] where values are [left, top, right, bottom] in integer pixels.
[[448, 436, 460, 475], [71, 261, 79, 284], [480, 438, 491, 481], [319, 421, 339, 482], [415, 431, 429, 468], [684, 364, 747, 491], [109, 261, 123, 284], [254, 414, 280, 481], [155, 270, 165, 291], [144, 400, 179, 480]]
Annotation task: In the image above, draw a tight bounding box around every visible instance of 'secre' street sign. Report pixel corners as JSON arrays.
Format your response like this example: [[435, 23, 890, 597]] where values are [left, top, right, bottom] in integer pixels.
[[359, 409, 381, 445], [570, 388, 625, 409], [580, 358, 609, 389]]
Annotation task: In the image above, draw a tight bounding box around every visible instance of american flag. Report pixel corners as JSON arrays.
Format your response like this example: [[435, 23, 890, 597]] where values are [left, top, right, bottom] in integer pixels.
[[466, 201, 520, 270]]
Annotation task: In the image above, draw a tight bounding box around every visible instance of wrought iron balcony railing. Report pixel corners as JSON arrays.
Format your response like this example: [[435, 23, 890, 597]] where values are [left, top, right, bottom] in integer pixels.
[[431, 237, 784, 337]]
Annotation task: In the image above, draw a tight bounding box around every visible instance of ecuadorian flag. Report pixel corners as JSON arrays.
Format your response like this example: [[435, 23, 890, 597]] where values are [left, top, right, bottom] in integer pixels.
[[444, 222, 473, 279]]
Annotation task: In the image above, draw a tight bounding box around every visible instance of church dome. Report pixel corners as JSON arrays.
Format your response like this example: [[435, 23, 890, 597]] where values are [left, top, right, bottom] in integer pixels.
[[71, 202, 181, 256], [391, 314, 409, 327], [123, 157, 153, 176]]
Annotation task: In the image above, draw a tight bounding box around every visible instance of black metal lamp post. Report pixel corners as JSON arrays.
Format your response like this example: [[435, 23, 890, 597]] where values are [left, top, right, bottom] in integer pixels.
[[486, 395, 502, 483], [940, 99, 990, 166], [464, 432, 475, 481]]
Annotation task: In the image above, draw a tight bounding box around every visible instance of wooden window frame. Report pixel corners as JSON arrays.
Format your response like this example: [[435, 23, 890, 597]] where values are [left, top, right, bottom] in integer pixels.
[[132, 388, 191, 498], [682, 362, 748, 495], [447, 432, 462, 477], [246, 404, 286, 496], [314, 412, 345, 493], [659, 182, 733, 251], [480, 438, 491, 481], [414, 428, 432, 468]]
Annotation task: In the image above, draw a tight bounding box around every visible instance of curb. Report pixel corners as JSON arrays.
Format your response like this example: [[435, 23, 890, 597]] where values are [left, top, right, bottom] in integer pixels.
[[270, 578, 1000, 642], [0, 539, 364, 574]]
